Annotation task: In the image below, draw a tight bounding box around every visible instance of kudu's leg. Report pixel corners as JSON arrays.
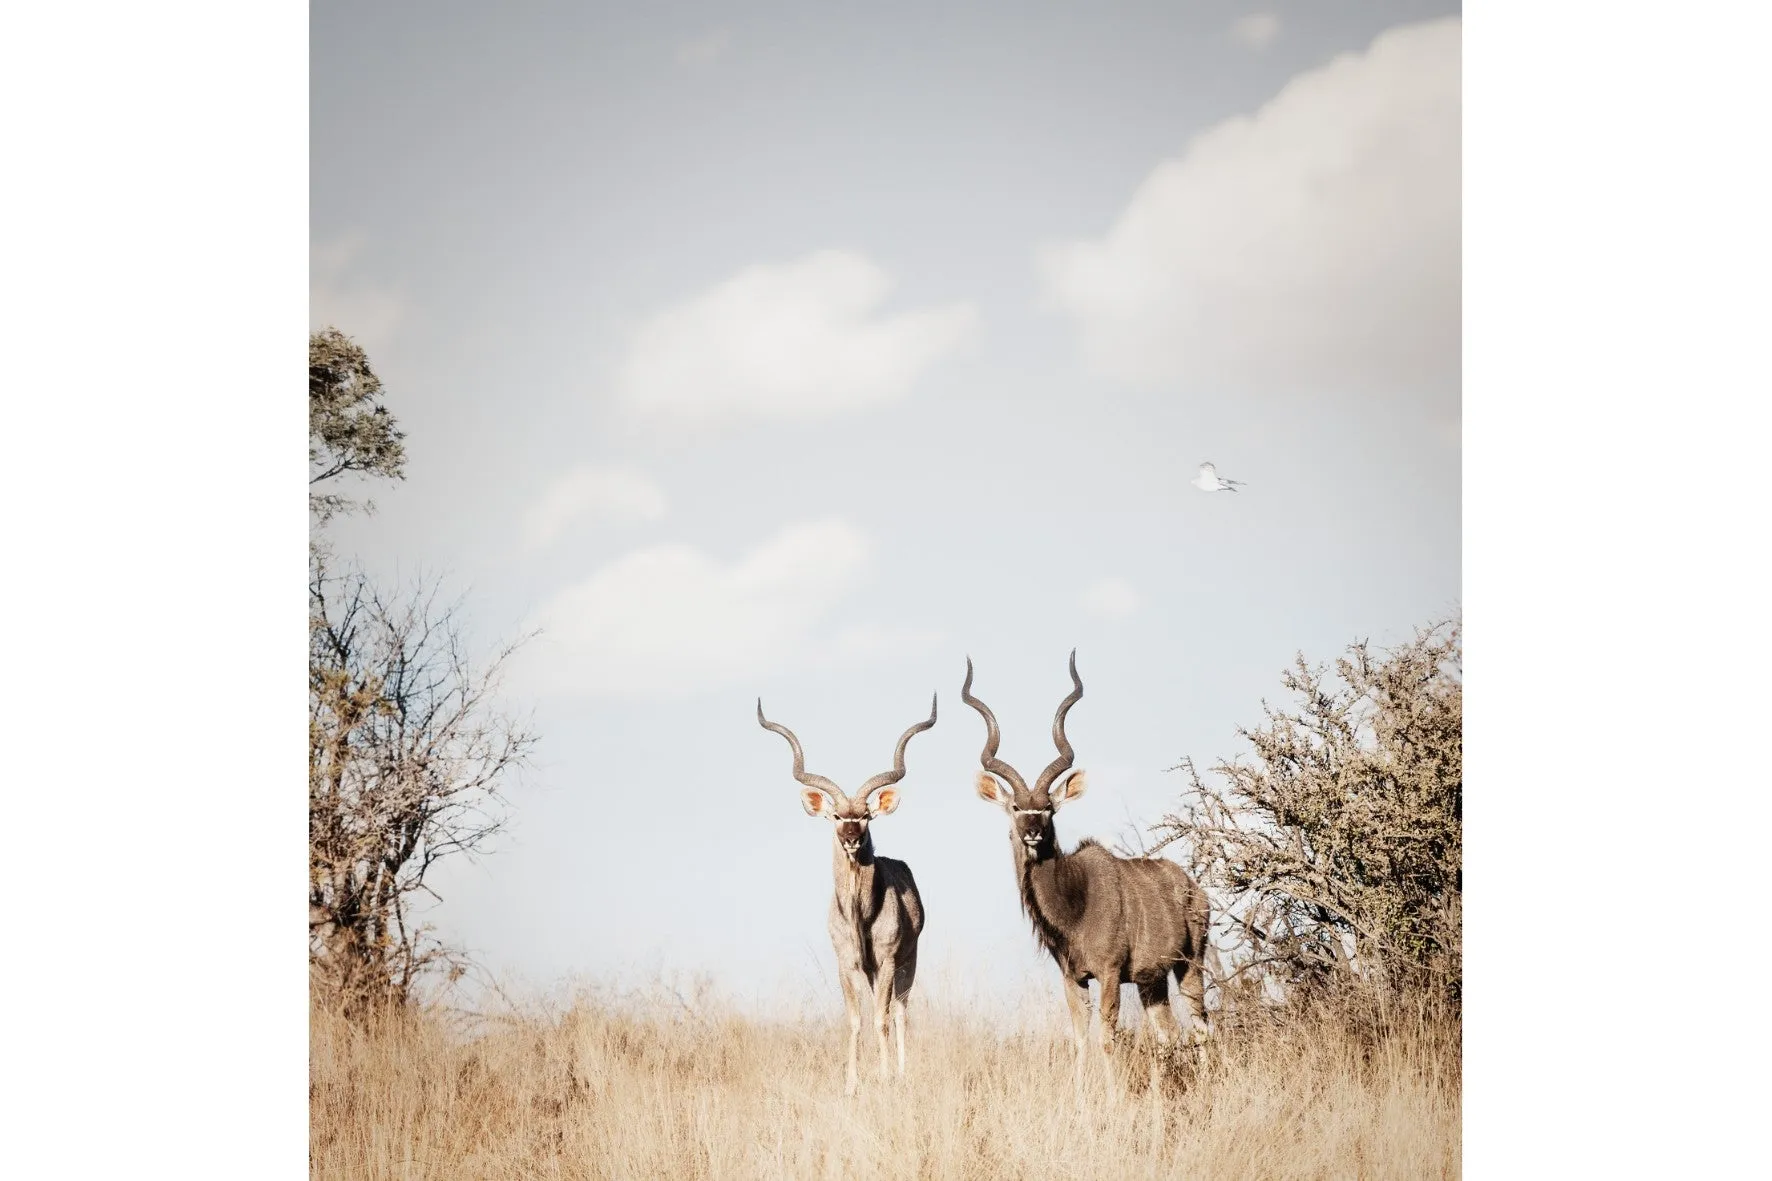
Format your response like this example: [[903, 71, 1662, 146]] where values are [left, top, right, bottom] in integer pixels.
[[871, 959, 898, 1080], [892, 953, 916, 1077], [1098, 980, 1128, 1099], [1178, 949, 1211, 1050], [1138, 977, 1183, 1099], [1137, 977, 1182, 1048], [1098, 980, 1124, 1058], [1179, 889, 1213, 1053], [1062, 977, 1091, 1089], [840, 967, 865, 1096]]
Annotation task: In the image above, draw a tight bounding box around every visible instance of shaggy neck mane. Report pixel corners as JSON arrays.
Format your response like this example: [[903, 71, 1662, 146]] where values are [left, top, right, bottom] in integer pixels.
[[1016, 836, 1100, 967]]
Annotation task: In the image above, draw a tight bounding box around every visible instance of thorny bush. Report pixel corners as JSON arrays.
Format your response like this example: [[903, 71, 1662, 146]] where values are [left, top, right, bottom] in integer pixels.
[[1156, 618, 1462, 1013]]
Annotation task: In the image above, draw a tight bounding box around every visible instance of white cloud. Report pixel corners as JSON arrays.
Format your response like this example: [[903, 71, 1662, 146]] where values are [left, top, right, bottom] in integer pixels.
[[1080, 577, 1143, 618], [521, 465, 668, 550], [527, 519, 876, 698], [676, 28, 731, 66], [615, 250, 978, 427], [310, 234, 404, 356], [1229, 13, 1282, 51], [1039, 17, 1460, 397]]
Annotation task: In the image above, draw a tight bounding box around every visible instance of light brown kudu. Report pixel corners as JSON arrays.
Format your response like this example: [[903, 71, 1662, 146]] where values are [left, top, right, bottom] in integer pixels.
[[758, 694, 936, 1094]]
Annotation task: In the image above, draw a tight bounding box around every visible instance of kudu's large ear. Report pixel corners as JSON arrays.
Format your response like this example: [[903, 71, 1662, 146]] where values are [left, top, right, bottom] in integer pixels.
[[976, 770, 1014, 806], [1049, 768, 1087, 809], [801, 788, 833, 818], [869, 787, 900, 817]]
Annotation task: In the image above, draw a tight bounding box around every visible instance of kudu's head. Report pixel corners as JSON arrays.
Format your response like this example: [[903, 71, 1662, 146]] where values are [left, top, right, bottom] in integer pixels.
[[962, 651, 1087, 862], [757, 695, 938, 863]]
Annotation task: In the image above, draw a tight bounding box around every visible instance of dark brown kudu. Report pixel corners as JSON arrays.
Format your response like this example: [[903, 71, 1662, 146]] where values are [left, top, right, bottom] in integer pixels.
[[962, 652, 1211, 1084]]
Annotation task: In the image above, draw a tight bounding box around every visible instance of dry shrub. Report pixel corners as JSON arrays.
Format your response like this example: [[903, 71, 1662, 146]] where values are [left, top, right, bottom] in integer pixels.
[[311, 986, 1459, 1180], [309, 555, 536, 1014], [1157, 617, 1462, 1009], [309, 328, 538, 1016]]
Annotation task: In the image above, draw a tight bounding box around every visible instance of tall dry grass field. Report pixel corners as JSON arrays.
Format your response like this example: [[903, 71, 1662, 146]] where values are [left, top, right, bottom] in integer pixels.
[[311, 988, 1459, 1179]]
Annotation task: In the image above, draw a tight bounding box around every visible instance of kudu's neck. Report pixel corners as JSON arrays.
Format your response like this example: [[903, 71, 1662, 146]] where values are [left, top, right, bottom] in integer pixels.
[[831, 830, 877, 918], [1015, 827, 1080, 948]]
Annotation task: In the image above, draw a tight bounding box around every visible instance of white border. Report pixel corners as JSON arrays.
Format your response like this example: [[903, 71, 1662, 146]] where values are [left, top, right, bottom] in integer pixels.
[[3, 2, 307, 1176], [1466, 2, 1769, 1172], [4, 1, 1769, 1173]]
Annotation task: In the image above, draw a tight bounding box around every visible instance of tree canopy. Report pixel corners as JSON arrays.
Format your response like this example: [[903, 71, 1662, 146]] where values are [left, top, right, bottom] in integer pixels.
[[310, 327, 406, 522]]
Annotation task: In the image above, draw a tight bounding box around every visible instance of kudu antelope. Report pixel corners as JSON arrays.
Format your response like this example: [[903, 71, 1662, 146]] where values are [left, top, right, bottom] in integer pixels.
[[962, 652, 1211, 1081], [757, 694, 935, 1095]]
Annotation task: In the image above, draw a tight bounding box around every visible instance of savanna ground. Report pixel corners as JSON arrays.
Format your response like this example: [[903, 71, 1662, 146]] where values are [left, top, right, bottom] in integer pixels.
[[311, 982, 1459, 1180]]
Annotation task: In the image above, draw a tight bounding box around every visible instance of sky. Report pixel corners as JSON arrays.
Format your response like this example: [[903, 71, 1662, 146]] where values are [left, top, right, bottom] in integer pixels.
[[312, 0, 1462, 1017]]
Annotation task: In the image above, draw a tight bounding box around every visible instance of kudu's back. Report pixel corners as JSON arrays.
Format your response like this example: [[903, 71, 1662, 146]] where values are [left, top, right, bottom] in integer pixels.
[[1065, 843, 1209, 986]]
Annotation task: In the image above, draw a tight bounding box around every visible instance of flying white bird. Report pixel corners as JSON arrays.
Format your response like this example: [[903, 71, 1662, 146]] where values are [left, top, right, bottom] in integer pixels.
[[1191, 462, 1244, 493]]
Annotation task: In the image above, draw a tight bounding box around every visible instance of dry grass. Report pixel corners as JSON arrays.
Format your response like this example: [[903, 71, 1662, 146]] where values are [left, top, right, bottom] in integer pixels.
[[311, 988, 1459, 1180]]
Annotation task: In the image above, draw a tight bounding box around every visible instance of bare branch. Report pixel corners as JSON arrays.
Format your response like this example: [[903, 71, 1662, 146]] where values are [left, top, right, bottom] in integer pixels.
[[309, 553, 537, 1015]]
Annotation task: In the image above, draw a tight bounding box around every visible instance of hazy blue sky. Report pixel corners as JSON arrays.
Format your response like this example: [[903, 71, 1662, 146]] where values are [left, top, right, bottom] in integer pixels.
[[312, 0, 1461, 1015]]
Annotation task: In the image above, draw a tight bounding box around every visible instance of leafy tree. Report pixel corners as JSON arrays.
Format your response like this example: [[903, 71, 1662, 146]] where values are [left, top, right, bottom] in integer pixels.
[[1155, 618, 1462, 1007], [310, 327, 406, 522]]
